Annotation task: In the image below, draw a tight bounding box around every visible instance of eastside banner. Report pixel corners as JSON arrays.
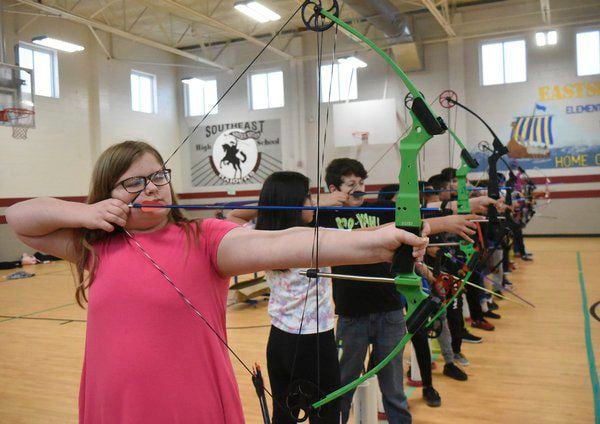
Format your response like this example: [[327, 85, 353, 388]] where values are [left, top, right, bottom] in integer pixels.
[[189, 119, 282, 186], [470, 80, 600, 173]]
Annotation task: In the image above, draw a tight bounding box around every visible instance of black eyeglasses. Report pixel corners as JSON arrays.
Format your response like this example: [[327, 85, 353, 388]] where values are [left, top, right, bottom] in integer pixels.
[[117, 169, 172, 193]]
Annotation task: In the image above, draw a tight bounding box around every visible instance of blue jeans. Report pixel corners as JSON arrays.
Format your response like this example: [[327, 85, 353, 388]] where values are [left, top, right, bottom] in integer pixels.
[[336, 310, 411, 424]]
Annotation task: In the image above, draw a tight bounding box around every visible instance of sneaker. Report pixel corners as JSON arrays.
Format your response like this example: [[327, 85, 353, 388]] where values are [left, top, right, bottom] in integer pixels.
[[522, 254, 533, 261], [423, 386, 441, 407], [443, 363, 468, 381], [462, 331, 483, 344], [454, 352, 470, 366], [483, 311, 501, 319], [508, 261, 517, 271], [493, 289, 504, 300], [471, 319, 495, 331], [488, 301, 499, 311], [503, 278, 513, 288]]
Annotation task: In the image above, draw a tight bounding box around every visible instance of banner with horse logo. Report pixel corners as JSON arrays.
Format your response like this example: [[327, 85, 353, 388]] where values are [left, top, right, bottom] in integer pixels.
[[190, 119, 282, 186]]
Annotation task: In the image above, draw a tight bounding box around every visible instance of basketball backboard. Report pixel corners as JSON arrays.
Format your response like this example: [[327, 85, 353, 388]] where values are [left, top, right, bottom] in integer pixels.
[[0, 62, 35, 138]]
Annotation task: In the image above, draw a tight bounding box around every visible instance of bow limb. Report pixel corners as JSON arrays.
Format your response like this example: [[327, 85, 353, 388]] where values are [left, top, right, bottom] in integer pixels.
[[428, 128, 480, 322], [439, 94, 509, 245]]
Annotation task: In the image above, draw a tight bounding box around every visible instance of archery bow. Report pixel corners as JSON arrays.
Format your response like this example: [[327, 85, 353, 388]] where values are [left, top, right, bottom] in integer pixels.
[[438, 91, 511, 258], [438, 90, 541, 307], [427, 128, 481, 323], [298, 1, 485, 413]]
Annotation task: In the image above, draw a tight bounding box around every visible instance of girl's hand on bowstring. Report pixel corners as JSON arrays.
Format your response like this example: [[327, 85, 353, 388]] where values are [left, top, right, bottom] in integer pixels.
[[85, 198, 130, 232]]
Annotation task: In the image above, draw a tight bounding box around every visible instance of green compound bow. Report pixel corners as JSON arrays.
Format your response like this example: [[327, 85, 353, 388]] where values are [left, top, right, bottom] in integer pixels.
[[427, 127, 481, 325], [299, 0, 480, 413]]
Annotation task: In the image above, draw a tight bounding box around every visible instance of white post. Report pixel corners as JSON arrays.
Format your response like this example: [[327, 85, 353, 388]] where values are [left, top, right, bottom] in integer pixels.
[[408, 342, 422, 386], [352, 377, 378, 424], [462, 293, 471, 319]]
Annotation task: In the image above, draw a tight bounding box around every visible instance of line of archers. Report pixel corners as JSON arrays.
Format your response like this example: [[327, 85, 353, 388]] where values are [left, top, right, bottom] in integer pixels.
[[130, 203, 440, 212], [295, 0, 494, 412], [116, 2, 530, 421]]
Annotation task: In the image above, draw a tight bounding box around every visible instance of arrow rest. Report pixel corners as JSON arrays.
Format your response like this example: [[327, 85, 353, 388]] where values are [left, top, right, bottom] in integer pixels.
[[301, 0, 339, 32]]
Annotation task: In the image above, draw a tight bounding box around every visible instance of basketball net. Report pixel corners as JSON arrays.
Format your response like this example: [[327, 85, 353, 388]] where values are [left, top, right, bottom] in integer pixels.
[[0, 108, 35, 140], [352, 130, 369, 145]]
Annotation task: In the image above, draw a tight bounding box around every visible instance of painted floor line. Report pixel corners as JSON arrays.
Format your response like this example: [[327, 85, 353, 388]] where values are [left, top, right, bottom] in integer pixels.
[[0, 302, 75, 324], [576, 252, 600, 424]]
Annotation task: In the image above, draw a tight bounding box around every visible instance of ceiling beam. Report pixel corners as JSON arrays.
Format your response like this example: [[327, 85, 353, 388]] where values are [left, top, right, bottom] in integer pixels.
[[540, 0, 551, 24], [89, 0, 120, 19], [14, 0, 231, 70], [421, 0, 457, 36], [152, 0, 293, 60]]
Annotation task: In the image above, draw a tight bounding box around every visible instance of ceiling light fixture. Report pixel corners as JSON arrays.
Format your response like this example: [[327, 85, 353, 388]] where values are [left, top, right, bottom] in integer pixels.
[[182, 77, 204, 86], [234, 1, 280, 23], [32, 36, 84, 53], [338, 56, 368, 68]]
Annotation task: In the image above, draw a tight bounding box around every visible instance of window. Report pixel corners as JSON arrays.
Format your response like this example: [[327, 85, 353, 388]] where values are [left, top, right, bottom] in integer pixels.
[[480, 39, 526, 86], [183, 78, 218, 116], [130, 70, 156, 113], [536, 30, 557, 47], [576, 30, 600, 76], [249, 70, 284, 110], [320, 62, 358, 102], [17, 42, 59, 98]]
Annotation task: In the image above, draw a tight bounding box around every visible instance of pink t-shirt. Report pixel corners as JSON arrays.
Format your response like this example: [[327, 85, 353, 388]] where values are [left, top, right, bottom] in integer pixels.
[[79, 219, 242, 424]]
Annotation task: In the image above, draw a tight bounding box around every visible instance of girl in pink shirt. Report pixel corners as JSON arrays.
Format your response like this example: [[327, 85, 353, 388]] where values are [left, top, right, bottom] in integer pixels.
[[6, 141, 428, 424]]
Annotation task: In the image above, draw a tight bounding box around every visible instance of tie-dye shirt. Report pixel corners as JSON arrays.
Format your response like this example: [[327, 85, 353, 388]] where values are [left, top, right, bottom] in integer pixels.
[[266, 268, 334, 334]]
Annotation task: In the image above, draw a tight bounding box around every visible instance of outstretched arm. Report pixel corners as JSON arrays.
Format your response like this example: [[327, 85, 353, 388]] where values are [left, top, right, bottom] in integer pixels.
[[216, 225, 428, 277], [425, 214, 479, 243]]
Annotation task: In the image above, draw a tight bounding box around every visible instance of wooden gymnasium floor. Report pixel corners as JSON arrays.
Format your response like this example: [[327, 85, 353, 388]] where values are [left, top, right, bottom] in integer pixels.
[[0, 237, 598, 423]]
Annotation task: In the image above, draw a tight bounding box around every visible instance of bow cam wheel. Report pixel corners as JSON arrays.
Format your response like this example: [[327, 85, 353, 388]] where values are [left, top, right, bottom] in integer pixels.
[[427, 318, 443, 339], [404, 91, 424, 109], [301, 0, 339, 32], [285, 379, 324, 422], [439, 90, 458, 109]]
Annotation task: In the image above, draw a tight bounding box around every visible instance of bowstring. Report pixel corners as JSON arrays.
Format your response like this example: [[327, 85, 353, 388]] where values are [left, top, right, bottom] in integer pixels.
[[288, 8, 342, 407]]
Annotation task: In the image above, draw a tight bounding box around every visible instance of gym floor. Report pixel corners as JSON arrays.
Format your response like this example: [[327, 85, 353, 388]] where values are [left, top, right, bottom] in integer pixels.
[[0, 237, 598, 423]]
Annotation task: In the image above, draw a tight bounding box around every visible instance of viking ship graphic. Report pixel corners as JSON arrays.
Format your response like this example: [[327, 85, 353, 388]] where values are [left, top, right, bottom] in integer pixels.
[[507, 112, 553, 159]]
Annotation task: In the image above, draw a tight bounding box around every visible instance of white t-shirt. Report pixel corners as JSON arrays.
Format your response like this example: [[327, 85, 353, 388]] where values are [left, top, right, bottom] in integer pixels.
[[266, 268, 335, 334]]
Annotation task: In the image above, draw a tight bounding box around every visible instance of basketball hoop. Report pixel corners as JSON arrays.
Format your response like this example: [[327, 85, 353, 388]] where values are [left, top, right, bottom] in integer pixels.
[[352, 131, 370, 144], [0, 107, 35, 139]]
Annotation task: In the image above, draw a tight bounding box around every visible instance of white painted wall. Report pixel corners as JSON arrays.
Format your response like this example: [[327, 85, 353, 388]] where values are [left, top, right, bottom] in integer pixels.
[[0, 16, 181, 198], [1, 9, 599, 262]]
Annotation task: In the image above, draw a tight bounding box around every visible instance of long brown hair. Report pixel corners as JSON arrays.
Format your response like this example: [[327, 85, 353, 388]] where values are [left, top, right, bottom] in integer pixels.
[[74, 140, 196, 307]]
